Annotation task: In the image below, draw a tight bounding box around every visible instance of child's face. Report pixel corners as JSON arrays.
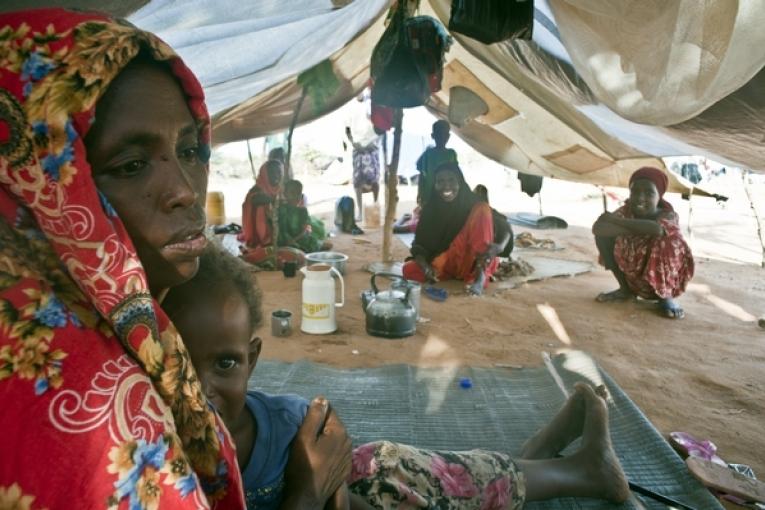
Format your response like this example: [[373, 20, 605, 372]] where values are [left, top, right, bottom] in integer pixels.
[[629, 179, 660, 218], [170, 285, 260, 426], [285, 186, 302, 206]]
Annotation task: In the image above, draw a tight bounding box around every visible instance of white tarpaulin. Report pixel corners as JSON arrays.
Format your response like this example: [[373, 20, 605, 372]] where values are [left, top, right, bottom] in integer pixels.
[[547, 0, 765, 125], [6, 1, 762, 191]]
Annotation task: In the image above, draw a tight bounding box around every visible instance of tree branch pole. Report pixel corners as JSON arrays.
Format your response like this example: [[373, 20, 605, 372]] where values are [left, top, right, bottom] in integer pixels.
[[742, 171, 765, 268], [382, 108, 403, 263], [273, 88, 307, 256], [285, 88, 308, 181], [246, 139, 257, 181]]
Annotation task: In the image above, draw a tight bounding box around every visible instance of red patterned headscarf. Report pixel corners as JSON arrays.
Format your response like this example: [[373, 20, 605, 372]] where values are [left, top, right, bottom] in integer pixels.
[[0, 8, 243, 509], [629, 166, 672, 210], [629, 166, 668, 196]]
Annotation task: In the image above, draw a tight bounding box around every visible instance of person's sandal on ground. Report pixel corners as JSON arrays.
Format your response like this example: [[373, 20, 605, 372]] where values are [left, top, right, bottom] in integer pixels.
[[659, 298, 685, 319]]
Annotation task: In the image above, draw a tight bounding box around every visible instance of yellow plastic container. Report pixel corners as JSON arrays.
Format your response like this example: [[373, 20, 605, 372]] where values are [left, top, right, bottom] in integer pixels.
[[205, 191, 226, 225]]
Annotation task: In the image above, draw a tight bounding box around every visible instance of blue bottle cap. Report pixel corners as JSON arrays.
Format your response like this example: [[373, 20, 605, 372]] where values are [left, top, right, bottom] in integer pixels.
[[459, 377, 472, 389]]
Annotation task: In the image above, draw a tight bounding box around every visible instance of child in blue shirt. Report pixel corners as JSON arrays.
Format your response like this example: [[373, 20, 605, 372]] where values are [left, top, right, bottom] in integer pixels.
[[165, 248, 631, 509]]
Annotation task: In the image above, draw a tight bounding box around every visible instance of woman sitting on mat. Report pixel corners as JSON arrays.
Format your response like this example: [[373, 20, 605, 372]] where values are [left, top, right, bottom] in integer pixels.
[[166, 246, 631, 510], [592, 166, 695, 319], [403, 163, 502, 296], [241, 159, 283, 262], [278, 179, 331, 253]]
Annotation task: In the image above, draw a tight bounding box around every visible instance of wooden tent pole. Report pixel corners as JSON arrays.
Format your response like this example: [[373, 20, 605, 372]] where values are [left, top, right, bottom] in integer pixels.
[[285, 88, 307, 181], [742, 171, 765, 268], [246, 139, 257, 181], [382, 108, 403, 263]]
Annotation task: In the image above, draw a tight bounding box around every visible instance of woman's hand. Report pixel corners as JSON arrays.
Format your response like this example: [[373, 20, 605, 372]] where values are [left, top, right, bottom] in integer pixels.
[[415, 255, 438, 283], [281, 397, 352, 509], [477, 243, 501, 267]]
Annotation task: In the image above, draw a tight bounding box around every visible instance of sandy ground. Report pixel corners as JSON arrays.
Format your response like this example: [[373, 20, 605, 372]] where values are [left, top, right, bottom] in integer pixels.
[[211, 168, 765, 487]]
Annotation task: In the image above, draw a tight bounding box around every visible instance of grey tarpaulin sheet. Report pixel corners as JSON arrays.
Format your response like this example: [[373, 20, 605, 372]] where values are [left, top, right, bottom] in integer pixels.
[[250, 350, 722, 509]]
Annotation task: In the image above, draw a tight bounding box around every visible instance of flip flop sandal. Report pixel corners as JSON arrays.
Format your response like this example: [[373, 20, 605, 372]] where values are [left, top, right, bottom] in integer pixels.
[[424, 286, 448, 302], [659, 300, 685, 319]]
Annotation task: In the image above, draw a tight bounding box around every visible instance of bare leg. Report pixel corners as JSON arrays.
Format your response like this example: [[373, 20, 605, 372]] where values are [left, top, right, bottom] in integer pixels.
[[355, 188, 363, 221], [519, 384, 586, 459], [595, 236, 634, 302], [516, 384, 630, 503]]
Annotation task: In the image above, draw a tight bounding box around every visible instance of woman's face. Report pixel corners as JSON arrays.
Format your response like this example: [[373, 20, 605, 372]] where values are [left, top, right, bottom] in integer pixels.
[[434, 170, 460, 202], [85, 60, 208, 295], [629, 178, 660, 218]]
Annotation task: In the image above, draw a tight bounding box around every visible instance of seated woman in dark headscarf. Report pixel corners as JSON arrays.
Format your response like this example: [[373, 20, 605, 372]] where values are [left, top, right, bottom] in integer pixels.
[[402, 163, 502, 296], [592, 166, 694, 319]]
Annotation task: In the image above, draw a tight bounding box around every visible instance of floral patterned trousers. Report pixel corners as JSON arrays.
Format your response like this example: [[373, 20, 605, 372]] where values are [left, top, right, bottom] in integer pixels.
[[349, 441, 526, 509]]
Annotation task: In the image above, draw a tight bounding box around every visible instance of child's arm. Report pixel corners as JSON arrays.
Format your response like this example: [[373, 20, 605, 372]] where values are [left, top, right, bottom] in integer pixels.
[[592, 211, 663, 237]]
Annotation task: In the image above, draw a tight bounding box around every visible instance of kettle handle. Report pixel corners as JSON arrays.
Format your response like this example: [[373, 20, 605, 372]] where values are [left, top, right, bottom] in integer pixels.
[[371, 272, 404, 294], [330, 266, 345, 308]]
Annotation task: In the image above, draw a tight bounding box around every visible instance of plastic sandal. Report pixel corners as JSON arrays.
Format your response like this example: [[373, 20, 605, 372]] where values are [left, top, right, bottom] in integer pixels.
[[424, 286, 447, 302]]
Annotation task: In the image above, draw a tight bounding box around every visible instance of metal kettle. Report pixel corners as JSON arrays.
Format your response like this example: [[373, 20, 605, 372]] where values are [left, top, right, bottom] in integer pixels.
[[362, 272, 417, 338]]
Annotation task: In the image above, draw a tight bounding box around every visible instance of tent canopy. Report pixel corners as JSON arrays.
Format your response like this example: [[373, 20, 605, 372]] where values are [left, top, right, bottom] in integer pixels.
[[7, 1, 763, 194]]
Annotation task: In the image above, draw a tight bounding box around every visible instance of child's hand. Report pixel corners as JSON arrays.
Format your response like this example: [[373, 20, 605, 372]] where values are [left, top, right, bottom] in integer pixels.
[[282, 398, 352, 508]]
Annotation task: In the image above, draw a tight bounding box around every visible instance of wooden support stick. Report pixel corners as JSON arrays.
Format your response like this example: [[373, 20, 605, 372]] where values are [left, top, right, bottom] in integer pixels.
[[285, 88, 307, 181], [382, 109, 403, 263], [742, 171, 765, 268], [246, 139, 257, 181]]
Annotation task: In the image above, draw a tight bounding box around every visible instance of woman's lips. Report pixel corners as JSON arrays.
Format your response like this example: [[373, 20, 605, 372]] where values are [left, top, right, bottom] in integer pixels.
[[162, 232, 207, 256], [441, 190, 457, 201]]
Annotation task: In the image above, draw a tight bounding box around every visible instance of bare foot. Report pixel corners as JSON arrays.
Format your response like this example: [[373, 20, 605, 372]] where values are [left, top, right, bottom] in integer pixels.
[[572, 384, 630, 503], [520, 384, 586, 459], [596, 288, 634, 303]]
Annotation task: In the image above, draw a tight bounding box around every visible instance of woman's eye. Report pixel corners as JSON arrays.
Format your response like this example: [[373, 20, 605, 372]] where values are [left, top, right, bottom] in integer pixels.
[[215, 358, 237, 371], [110, 160, 147, 177], [179, 146, 200, 164]]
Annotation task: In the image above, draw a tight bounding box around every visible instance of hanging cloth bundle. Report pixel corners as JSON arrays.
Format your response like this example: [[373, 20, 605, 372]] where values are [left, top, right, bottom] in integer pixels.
[[448, 0, 534, 44], [371, 3, 450, 108]]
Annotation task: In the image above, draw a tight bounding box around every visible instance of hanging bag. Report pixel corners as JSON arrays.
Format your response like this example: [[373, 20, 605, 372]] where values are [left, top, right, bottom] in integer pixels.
[[371, 6, 450, 108], [371, 5, 430, 108], [448, 0, 534, 44]]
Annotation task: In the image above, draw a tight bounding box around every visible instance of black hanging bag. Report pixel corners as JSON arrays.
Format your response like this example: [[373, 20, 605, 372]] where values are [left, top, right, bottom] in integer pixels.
[[448, 0, 534, 44], [371, 6, 450, 108]]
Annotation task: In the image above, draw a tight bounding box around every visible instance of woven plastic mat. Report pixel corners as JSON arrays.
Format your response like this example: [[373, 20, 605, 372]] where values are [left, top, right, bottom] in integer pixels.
[[250, 350, 721, 509]]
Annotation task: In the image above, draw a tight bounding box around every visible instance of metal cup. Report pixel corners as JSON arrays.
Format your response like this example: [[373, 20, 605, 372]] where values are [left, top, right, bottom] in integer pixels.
[[271, 309, 292, 337], [282, 261, 297, 278]]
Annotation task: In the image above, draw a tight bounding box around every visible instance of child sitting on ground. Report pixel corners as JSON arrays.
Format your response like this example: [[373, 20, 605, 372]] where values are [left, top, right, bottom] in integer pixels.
[[592, 166, 694, 319], [165, 247, 630, 509], [278, 179, 332, 253]]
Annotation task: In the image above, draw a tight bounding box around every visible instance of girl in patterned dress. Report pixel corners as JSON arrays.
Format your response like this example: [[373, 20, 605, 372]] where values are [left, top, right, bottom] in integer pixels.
[[167, 247, 631, 510], [593, 166, 695, 319]]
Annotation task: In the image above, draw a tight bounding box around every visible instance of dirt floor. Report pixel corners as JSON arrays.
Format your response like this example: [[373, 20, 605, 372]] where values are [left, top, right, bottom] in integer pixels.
[[211, 164, 765, 497]]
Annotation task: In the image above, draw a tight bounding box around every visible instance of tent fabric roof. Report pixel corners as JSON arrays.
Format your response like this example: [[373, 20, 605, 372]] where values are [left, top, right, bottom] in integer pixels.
[[6, 1, 761, 193]]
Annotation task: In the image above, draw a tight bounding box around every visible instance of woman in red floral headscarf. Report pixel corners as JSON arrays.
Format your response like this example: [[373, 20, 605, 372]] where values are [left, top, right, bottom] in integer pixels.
[[592, 166, 695, 319], [0, 8, 348, 509]]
